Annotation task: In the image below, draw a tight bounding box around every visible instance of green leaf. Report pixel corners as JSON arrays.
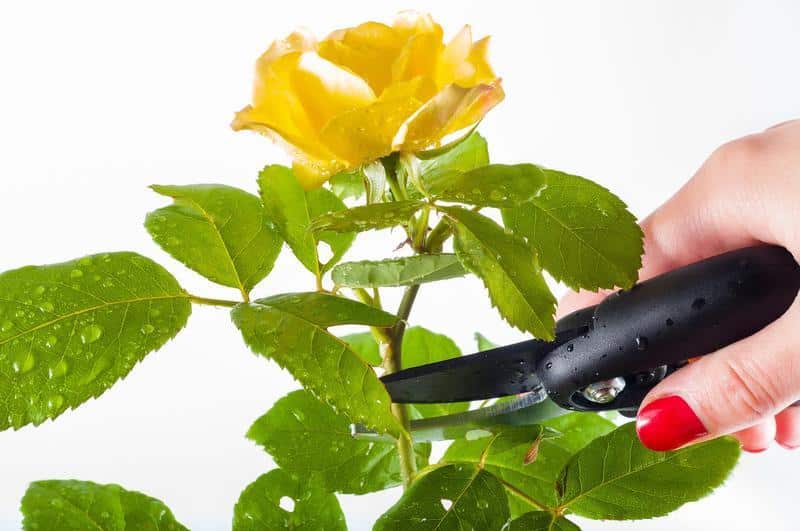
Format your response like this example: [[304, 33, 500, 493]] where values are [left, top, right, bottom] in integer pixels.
[[401, 132, 490, 200], [331, 254, 467, 288], [341, 331, 382, 365], [0, 252, 191, 430], [416, 132, 490, 180], [258, 165, 354, 275], [443, 413, 615, 515], [329, 170, 365, 200], [474, 332, 498, 351], [232, 469, 346, 531], [309, 201, 425, 234], [247, 390, 430, 494], [502, 169, 643, 291], [231, 302, 403, 438], [374, 463, 510, 531], [509, 512, 581, 531], [21, 479, 187, 530], [557, 422, 740, 519], [443, 206, 556, 340], [145, 184, 282, 295], [254, 292, 396, 327], [402, 327, 469, 418], [428, 164, 548, 207]]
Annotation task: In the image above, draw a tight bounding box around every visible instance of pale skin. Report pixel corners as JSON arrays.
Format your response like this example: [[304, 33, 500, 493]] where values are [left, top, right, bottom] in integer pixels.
[[559, 119, 800, 452]]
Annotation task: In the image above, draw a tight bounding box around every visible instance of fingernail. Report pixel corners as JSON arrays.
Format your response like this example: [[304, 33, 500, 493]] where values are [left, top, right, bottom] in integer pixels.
[[745, 447, 768, 454], [636, 396, 708, 451]]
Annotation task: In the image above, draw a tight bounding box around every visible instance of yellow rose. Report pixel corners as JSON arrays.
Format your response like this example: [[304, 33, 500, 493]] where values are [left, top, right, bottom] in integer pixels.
[[232, 11, 504, 189]]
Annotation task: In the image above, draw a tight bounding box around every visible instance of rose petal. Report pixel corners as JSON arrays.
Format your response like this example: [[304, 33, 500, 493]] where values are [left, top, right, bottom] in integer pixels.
[[257, 28, 317, 69], [319, 77, 436, 165], [290, 52, 377, 132], [232, 53, 328, 161], [392, 11, 442, 39], [437, 27, 496, 88], [394, 80, 504, 151], [318, 22, 404, 94]]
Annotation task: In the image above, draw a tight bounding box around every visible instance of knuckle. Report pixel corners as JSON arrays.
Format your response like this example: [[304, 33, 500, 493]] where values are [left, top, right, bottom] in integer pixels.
[[708, 133, 774, 173], [720, 357, 783, 421]]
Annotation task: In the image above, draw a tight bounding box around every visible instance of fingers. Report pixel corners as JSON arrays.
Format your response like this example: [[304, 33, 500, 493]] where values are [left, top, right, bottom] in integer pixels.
[[635, 302, 800, 451], [557, 121, 800, 453], [733, 420, 775, 453], [559, 123, 800, 319], [775, 406, 800, 449]]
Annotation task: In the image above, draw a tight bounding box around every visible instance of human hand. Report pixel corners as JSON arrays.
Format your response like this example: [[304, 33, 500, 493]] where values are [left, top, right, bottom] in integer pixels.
[[559, 120, 800, 453]]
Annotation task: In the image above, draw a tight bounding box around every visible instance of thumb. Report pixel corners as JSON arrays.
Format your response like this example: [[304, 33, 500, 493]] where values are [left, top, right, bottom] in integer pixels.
[[636, 301, 800, 451]]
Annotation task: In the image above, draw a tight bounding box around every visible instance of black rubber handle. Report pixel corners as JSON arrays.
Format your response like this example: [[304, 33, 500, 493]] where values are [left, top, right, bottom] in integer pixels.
[[537, 245, 800, 413]]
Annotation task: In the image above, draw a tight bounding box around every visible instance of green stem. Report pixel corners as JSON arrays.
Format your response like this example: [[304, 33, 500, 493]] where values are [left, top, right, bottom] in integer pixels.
[[352, 288, 390, 345], [188, 295, 240, 308], [411, 206, 431, 252], [426, 217, 453, 253], [384, 284, 421, 488], [314, 268, 324, 292]]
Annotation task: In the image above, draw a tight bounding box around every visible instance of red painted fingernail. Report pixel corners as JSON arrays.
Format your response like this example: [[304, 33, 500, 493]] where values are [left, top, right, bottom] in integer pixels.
[[745, 447, 768, 454], [636, 396, 708, 451]]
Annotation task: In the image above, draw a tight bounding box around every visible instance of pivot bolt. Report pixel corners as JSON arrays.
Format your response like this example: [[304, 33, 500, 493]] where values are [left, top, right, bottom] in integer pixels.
[[582, 377, 626, 404]]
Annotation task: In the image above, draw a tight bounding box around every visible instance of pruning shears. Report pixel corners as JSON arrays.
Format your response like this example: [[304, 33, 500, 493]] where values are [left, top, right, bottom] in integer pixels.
[[355, 245, 800, 442]]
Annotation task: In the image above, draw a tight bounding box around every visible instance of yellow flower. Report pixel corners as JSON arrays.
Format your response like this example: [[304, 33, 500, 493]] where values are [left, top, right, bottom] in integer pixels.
[[232, 12, 504, 189]]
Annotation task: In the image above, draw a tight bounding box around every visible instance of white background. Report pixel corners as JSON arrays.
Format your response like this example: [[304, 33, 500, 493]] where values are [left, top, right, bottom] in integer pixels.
[[1, 1, 798, 529]]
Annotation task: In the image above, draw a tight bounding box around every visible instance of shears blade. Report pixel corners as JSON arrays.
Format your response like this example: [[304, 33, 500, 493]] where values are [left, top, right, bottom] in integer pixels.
[[353, 390, 567, 442], [380, 339, 552, 403]]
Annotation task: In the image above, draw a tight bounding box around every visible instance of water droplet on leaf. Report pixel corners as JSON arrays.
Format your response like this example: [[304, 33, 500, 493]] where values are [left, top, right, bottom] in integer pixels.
[[80, 324, 103, 344], [46, 394, 64, 411], [49, 360, 69, 378]]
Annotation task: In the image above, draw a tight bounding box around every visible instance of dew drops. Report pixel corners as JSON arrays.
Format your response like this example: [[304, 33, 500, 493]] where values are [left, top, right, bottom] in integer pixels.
[[80, 356, 111, 385], [279, 496, 295, 512], [566, 344, 574, 352], [33, 285, 46, 296], [49, 360, 69, 378], [78, 257, 93, 266], [80, 324, 103, 344], [46, 394, 64, 411], [12, 351, 36, 374], [45, 335, 58, 348], [70, 269, 83, 279], [635, 336, 649, 351], [140, 324, 155, 335], [1, 320, 13, 333], [476, 499, 489, 509], [545, 362, 553, 370], [489, 189, 505, 202], [39, 301, 54, 313]]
